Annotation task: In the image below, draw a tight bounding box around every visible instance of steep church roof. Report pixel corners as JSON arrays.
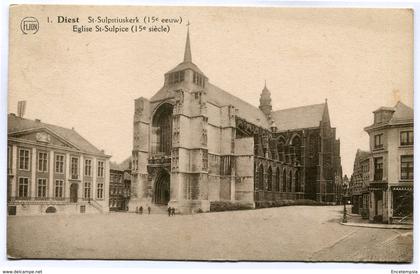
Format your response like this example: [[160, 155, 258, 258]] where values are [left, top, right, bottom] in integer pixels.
[[8, 114, 107, 156], [206, 83, 270, 128], [272, 103, 327, 131]]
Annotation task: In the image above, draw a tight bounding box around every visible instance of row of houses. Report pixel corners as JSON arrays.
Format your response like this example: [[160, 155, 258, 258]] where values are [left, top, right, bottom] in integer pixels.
[[7, 111, 132, 215], [349, 102, 413, 224]]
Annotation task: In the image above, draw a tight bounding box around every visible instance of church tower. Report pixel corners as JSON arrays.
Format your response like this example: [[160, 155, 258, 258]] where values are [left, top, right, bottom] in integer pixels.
[[259, 81, 272, 118]]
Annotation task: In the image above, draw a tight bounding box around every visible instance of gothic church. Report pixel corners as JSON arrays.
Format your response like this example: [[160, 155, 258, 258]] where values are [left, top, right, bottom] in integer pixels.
[[129, 29, 342, 213]]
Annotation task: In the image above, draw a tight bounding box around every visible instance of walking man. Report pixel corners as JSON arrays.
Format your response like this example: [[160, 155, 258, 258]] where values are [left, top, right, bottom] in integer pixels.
[[168, 207, 171, 217], [171, 207, 175, 216], [148, 206, 151, 215], [139, 206, 143, 215]]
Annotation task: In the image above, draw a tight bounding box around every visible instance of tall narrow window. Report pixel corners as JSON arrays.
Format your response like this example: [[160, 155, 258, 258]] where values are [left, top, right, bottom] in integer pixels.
[[7, 146, 12, 174], [18, 177, 29, 198], [400, 131, 413, 146], [55, 179, 64, 198], [275, 167, 280, 192], [288, 170, 293, 192], [267, 167, 273, 191], [258, 165, 264, 190], [71, 157, 79, 179], [97, 183, 104, 199], [84, 182, 91, 199], [37, 178, 47, 198], [295, 171, 300, 192], [84, 159, 92, 176], [97, 161, 104, 177], [152, 103, 173, 155], [374, 157, 383, 181], [291, 136, 302, 164], [38, 152, 48, 172], [282, 170, 287, 192], [374, 134, 383, 149], [55, 154, 64, 173], [401, 155, 413, 180], [19, 148, 30, 170]]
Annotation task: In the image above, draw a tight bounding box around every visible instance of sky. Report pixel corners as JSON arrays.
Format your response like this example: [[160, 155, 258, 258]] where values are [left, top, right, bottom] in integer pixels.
[[8, 6, 413, 177]]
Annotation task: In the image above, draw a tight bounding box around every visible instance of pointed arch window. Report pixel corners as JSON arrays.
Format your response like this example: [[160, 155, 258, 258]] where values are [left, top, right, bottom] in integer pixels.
[[275, 167, 280, 192], [152, 103, 174, 155], [288, 170, 293, 192], [267, 166, 273, 191], [277, 137, 285, 161], [282, 169, 287, 192], [291, 136, 302, 164]]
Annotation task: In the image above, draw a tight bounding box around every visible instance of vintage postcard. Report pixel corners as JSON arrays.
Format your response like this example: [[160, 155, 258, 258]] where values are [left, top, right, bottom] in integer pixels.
[[6, 5, 413, 262]]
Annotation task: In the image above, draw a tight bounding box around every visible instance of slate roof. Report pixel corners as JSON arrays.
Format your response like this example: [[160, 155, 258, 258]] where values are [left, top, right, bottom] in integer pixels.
[[365, 101, 413, 130], [271, 103, 326, 131], [206, 83, 270, 128], [8, 114, 107, 156], [167, 61, 205, 76], [389, 101, 413, 125]]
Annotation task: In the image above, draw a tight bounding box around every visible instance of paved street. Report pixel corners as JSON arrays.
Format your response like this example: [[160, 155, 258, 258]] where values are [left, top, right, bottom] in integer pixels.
[[7, 206, 412, 262]]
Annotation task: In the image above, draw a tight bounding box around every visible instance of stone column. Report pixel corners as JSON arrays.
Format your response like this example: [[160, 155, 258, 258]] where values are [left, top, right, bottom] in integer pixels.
[[30, 147, 36, 198], [92, 158, 97, 200], [65, 153, 70, 199], [103, 159, 110, 212], [48, 151, 54, 199], [79, 154, 84, 200], [11, 145, 17, 198]]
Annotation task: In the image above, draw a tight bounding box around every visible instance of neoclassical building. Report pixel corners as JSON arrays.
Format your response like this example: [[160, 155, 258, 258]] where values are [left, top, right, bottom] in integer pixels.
[[129, 30, 342, 213], [7, 113, 111, 215]]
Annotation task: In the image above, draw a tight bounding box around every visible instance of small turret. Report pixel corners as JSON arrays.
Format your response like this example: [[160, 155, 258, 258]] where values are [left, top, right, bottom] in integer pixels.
[[259, 81, 272, 117]]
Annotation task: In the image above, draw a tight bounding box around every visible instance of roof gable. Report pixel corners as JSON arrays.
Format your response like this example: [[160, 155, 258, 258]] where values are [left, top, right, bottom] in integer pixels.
[[8, 114, 106, 156], [9, 128, 78, 150], [272, 103, 326, 131]]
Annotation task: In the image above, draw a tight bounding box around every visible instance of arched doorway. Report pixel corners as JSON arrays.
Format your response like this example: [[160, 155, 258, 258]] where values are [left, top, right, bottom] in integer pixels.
[[70, 183, 78, 203], [154, 170, 170, 205], [152, 103, 173, 155]]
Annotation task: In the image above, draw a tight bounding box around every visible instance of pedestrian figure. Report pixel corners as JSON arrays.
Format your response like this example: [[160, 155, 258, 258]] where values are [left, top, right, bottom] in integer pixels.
[[148, 206, 151, 215], [135, 206, 138, 214], [168, 207, 171, 217], [139, 206, 143, 215], [171, 207, 175, 216]]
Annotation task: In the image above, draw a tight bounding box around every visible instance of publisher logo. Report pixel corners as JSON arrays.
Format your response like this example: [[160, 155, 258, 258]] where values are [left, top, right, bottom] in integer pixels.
[[20, 17, 39, 35]]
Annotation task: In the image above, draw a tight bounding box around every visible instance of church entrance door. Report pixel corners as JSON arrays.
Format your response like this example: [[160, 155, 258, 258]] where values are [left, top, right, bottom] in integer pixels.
[[153, 170, 170, 205], [70, 183, 78, 203]]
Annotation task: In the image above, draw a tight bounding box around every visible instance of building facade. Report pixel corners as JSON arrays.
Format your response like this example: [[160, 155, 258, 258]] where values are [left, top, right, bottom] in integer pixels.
[[349, 149, 370, 217], [364, 102, 413, 224], [7, 113, 111, 215], [129, 30, 342, 214], [110, 159, 131, 211]]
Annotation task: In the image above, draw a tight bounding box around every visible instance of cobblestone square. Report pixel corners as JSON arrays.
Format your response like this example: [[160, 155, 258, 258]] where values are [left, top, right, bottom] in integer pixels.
[[7, 206, 412, 261]]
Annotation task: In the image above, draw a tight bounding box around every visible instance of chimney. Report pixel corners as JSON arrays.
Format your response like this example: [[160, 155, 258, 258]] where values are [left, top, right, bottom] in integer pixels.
[[17, 101, 26, 118]]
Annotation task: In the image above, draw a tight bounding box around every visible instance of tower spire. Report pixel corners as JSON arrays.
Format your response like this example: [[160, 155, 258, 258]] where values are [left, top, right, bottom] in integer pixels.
[[259, 81, 272, 118], [184, 22, 192, 63]]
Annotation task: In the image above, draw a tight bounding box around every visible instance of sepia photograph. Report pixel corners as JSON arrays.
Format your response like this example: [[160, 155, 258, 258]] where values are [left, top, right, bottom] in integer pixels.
[[4, 3, 415, 266]]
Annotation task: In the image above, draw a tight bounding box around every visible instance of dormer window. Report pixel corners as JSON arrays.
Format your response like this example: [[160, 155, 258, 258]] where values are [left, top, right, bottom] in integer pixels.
[[374, 110, 394, 124], [193, 71, 205, 88], [167, 71, 185, 85]]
